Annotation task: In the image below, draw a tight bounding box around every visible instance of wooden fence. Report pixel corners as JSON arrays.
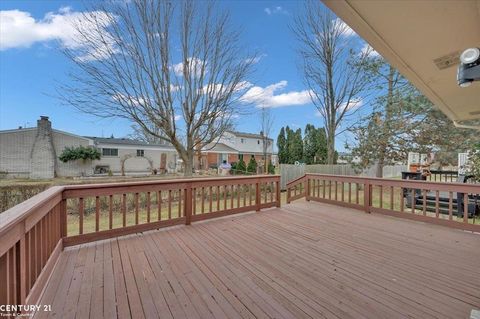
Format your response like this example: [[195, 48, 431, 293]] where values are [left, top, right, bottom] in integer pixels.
[[286, 173, 480, 232], [279, 164, 407, 190], [0, 175, 280, 315]]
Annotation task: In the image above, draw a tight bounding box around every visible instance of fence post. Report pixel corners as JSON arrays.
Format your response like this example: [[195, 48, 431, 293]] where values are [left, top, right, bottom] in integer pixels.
[[256, 180, 261, 211], [364, 181, 371, 213], [185, 185, 192, 225]]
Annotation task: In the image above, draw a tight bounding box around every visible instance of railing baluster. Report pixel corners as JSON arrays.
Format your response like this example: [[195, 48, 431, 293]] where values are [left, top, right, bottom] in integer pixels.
[[335, 181, 338, 201], [168, 189, 172, 219], [158, 190, 162, 221], [379, 185, 383, 208], [79, 197, 84, 235], [209, 186, 213, 213], [400, 187, 404, 212], [348, 183, 351, 203], [135, 193, 139, 225], [122, 194, 127, 227], [231, 185, 234, 209], [217, 186, 220, 211], [448, 191, 453, 220], [109, 195, 113, 230], [201, 187, 205, 214], [147, 192, 151, 222], [422, 189, 427, 216], [192, 188, 196, 215], [435, 190, 440, 218], [178, 189, 182, 217], [237, 185, 241, 208], [95, 196, 100, 232], [464, 193, 469, 223], [411, 189, 415, 214], [356, 183, 359, 204], [390, 186, 394, 210]]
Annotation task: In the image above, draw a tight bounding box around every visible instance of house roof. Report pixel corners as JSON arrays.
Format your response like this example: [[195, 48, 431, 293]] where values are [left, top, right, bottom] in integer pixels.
[[323, 0, 480, 124], [228, 131, 274, 141], [85, 136, 174, 148]]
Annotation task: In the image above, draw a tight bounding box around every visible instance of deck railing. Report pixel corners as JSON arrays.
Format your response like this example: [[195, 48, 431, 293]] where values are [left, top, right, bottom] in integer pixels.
[[0, 175, 280, 314], [286, 173, 480, 232]]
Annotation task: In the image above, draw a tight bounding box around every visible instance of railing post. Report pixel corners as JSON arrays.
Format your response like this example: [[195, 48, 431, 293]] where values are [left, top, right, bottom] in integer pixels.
[[256, 180, 261, 211], [306, 176, 310, 201], [364, 181, 371, 213], [185, 185, 192, 225], [276, 179, 281, 208]]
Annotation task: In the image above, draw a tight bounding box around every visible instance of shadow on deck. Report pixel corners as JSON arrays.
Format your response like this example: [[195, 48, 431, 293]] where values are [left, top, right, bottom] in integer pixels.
[[36, 201, 480, 319]]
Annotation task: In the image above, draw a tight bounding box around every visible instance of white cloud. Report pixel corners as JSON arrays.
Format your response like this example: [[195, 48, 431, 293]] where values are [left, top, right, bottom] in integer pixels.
[[174, 115, 182, 121], [0, 7, 116, 60], [172, 57, 204, 77], [264, 6, 288, 16], [240, 81, 312, 108], [361, 43, 380, 57], [333, 18, 356, 37]]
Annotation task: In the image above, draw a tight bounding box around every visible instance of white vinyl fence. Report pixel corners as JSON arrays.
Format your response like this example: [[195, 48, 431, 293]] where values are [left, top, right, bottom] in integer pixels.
[[279, 164, 407, 190]]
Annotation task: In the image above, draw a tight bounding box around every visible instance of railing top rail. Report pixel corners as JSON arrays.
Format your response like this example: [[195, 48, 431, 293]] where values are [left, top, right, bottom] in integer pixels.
[[285, 175, 306, 187], [304, 173, 480, 191], [62, 174, 280, 191], [0, 185, 64, 236]]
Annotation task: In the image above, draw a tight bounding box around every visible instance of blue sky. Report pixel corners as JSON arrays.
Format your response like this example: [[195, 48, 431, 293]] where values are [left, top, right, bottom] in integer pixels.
[[0, 0, 369, 151]]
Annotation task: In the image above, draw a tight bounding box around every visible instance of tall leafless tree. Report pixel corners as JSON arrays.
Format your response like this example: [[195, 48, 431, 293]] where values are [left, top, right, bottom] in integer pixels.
[[292, 1, 374, 164], [259, 107, 274, 173], [58, 0, 255, 176]]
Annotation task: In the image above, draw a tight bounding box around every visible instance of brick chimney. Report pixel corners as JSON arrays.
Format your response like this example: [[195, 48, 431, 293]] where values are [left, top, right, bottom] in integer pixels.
[[30, 116, 56, 179]]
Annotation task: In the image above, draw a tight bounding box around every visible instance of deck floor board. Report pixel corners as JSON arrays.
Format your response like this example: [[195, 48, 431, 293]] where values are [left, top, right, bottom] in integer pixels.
[[36, 201, 480, 319]]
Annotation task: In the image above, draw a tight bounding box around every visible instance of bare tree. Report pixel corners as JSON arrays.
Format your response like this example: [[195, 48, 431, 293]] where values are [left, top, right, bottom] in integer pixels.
[[58, 0, 255, 176], [259, 107, 274, 174], [292, 1, 374, 164], [128, 123, 166, 144]]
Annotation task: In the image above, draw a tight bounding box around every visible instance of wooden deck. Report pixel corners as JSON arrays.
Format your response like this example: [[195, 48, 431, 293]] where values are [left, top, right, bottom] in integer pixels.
[[35, 201, 480, 319]]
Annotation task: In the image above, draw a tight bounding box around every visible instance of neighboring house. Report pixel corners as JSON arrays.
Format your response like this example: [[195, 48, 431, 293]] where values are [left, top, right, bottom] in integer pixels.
[[0, 116, 176, 179], [86, 136, 177, 175], [198, 131, 274, 170]]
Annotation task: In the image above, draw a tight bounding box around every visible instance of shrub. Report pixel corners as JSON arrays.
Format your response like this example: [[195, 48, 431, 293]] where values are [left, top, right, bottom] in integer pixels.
[[236, 158, 246, 174], [267, 160, 275, 174], [247, 157, 257, 173], [59, 146, 101, 163]]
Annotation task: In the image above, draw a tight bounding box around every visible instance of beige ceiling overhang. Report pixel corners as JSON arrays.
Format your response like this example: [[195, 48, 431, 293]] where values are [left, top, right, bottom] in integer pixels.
[[323, 0, 480, 123]]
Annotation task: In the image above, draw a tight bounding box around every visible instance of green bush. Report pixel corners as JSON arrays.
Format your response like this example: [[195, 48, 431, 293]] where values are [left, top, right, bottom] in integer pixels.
[[267, 160, 275, 174], [247, 157, 257, 173], [236, 158, 246, 174], [59, 146, 101, 163]]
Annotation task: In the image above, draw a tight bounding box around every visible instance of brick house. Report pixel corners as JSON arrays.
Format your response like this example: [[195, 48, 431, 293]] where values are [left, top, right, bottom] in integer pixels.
[[197, 131, 274, 171]]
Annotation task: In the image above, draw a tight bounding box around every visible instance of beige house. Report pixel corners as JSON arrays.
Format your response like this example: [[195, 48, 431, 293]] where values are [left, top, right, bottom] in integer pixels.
[[0, 116, 176, 179]]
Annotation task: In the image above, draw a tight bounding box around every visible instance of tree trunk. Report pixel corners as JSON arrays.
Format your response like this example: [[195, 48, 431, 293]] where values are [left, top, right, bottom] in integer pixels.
[[183, 151, 194, 177], [376, 158, 384, 178], [326, 131, 335, 164]]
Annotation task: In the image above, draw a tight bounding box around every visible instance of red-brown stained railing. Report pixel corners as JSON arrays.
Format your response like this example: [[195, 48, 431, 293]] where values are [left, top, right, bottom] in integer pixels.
[[286, 173, 480, 232], [0, 186, 64, 314], [1, 175, 280, 312], [61, 175, 280, 246]]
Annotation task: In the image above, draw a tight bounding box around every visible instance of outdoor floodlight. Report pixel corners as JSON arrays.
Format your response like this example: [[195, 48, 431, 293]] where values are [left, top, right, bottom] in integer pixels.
[[457, 47, 480, 87]]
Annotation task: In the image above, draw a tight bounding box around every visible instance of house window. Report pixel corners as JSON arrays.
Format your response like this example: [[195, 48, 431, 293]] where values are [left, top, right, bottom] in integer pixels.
[[136, 149, 145, 157], [241, 138, 245, 143], [219, 153, 228, 164], [102, 148, 118, 156], [257, 140, 260, 144]]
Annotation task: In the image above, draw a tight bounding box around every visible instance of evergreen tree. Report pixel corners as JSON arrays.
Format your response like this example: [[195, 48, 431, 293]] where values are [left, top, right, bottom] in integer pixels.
[[288, 128, 303, 163], [247, 157, 257, 173], [303, 124, 328, 164], [236, 158, 247, 173], [277, 127, 288, 164]]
